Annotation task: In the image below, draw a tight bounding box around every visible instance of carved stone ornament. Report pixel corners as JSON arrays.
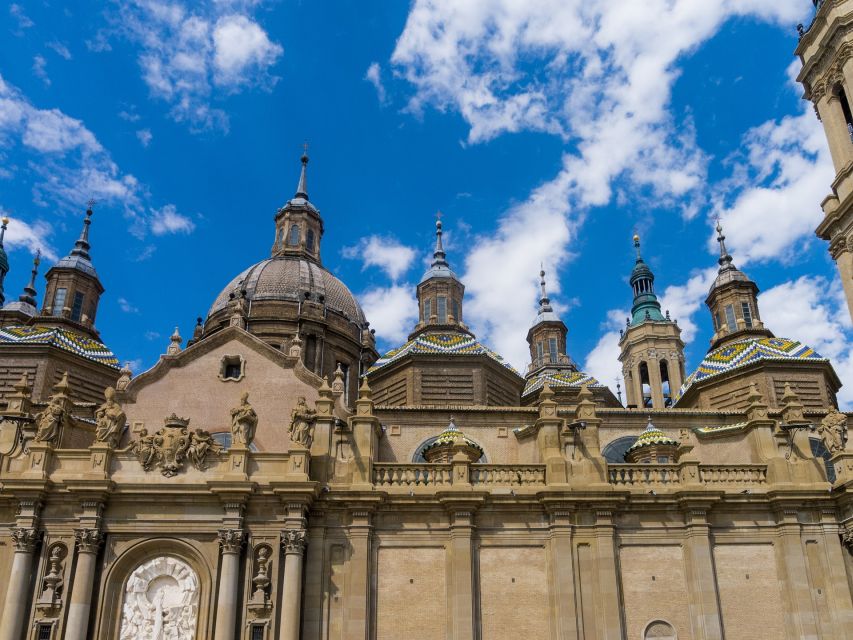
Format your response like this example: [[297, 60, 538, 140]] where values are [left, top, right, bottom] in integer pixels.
[[218, 529, 245, 554], [818, 408, 848, 454], [37, 544, 66, 613], [74, 528, 103, 554], [95, 386, 127, 448], [230, 392, 258, 446], [289, 397, 317, 448], [119, 556, 199, 640], [282, 529, 307, 555], [249, 546, 272, 611], [130, 414, 223, 477], [33, 396, 67, 445], [10, 527, 40, 552]]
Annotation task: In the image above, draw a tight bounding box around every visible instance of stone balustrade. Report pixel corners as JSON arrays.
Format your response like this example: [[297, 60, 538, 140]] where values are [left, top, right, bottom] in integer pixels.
[[609, 464, 681, 486], [699, 464, 768, 485], [373, 464, 453, 487], [470, 464, 546, 486], [608, 463, 769, 488]]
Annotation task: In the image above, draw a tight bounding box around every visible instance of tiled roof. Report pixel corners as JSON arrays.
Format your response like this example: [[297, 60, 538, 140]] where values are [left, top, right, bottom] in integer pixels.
[[0, 325, 119, 368], [367, 331, 519, 375], [677, 337, 826, 399], [626, 419, 679, 455], [522, 370, 602, 397]]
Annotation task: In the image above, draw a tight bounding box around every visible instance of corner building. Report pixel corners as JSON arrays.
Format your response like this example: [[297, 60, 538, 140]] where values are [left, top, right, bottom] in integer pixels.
[[1, 5, 853, 636]]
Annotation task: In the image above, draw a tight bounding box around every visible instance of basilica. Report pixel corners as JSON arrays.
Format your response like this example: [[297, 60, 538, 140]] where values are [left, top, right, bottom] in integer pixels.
[[1, 3, 853, 640]]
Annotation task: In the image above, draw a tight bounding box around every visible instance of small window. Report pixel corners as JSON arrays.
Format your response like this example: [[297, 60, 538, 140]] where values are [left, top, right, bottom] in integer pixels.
[[741, 302, 753, 328], [602, 436, 637, 463], [548, 337, 558, 363], [724, 304, 737, 332], [218, 355, 245, 381], [38, 624, 52, 640], [423, 298, 431, 321], [52, 287, 67, 315], [451, 299, 459, 322], [437, 296, 447, 323], [288, 224, 300, 246], [340, 363, 350, 399], [251, 624, 265, 640], [277, 228, 284, 247], [87, 302, 97, 323], [639, 361, 652, 408], [657, 456, 669, 464], [306, 229, 315, 253], [71, 291, 85, 321], [536, 341, 544, 363]]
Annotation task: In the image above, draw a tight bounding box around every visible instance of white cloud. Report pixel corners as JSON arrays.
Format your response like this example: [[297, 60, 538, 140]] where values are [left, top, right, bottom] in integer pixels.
[[758, 276, 853, 409], [365, 62, 386, 103], [118, 297, 139, 313], [22, 108, 101, 154], [389, 0, 811, 377], [136, 128, 153, 147], [357, 284, 419, 346], [584, 309, 627, 393], [107, 2, 282, 132], [47, 41, 72, 60], [150, 204, 195, 235], [0, 208, 56, 259], [342, 235, 416, 282], [9, 4, 33, 32], [32, 56, 49, 86], [118, 108, 141, 122]]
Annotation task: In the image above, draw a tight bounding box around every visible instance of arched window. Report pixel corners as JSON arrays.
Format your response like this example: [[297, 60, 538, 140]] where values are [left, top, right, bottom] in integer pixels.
[[644, 620, 677, 639], [306, 228, 315, 253], [602, 436, 637, 464], [119, 556, 200, 639], [810, 437, 835, 483], [660, 360, 672, 408], [288, 224, 300, 246], [211, 432, 258, 452], [412, 437, 486, 463], [639, 361, 653, 408]]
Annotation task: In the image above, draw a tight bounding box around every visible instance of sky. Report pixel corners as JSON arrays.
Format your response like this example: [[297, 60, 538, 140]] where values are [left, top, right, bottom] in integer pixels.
[[1, 0, 852, 407]]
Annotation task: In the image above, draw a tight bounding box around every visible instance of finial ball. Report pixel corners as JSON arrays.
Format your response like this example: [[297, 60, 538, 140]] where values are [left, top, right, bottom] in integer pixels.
[[632, 233, 640, 244], [1, 216, 8, 226]]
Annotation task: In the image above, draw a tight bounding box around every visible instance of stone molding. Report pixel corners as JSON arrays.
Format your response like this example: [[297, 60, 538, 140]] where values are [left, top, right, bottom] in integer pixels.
[[218, 528, 245, 554], [282, 529, 307, 556], [10, 526, 40, 553], [74, 528, 103, 554]]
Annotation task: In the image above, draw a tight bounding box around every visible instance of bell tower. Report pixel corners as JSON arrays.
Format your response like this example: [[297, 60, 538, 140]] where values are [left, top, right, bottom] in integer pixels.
[[797, 0, 853, 320]]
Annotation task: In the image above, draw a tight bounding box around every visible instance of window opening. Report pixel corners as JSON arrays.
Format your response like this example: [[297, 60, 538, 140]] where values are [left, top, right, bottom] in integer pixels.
[[288, 224, 300, 246], [660, 360, 672, 408], [52, 288, 67, 316], [639, 361, 653, 408], [548, 337, 558, 363], [437, 296, 447, 323], [306, 229, 315, 253], [724, 304, 737, 332], [741, 301, 753, 328], [70, 291, 85, 321]]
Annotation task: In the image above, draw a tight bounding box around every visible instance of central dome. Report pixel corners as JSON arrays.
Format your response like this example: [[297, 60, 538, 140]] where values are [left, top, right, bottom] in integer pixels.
[[208, 256, 365, 324]]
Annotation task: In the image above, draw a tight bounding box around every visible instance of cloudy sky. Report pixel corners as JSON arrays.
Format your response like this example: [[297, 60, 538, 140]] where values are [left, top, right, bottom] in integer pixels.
[[2, 1, 851, 406]]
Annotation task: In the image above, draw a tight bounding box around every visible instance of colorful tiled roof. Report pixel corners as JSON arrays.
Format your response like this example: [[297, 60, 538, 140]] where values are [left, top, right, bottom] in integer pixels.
[[367, 331, 519, 375], [626, 418, 679, 455], [422, 418, 484, 456], [0, 325, 119, 368], [677, 337, 826, 399], [522, 370, 602, 397]]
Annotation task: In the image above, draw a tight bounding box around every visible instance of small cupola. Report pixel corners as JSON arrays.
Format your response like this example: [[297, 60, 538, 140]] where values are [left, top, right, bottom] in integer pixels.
[[271, 148, 324, 264], [526, 267, 571, 370], [421, 417, 484, 463], [624, 417, 679, 463]]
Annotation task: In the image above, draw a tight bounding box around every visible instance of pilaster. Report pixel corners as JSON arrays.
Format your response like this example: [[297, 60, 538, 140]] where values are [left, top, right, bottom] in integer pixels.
[[342, 508, 373, 640], [679, 503, 723, 639], [545, 503, 578, 640], [592, 508, 624, 640], [774, 507, 820, 639]]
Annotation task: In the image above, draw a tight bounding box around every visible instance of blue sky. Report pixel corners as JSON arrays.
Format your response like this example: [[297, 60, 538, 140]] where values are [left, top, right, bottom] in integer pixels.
[[2, 1, 851, 406]]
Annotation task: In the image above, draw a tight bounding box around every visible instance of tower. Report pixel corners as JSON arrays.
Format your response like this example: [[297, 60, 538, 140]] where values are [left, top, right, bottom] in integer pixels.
[[797, 1, 853, 320], [526, 268, 569, 369], [270, 148, 324, 264], [618, 235, 685, 409], [705, 222, 771, 350]]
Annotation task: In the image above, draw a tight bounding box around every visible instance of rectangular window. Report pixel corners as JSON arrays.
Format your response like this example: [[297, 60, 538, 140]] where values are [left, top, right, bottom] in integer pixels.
[[741, 301, 753, 328], [340, 363, 350, 399], [71, 291, 85, 321], [52, 288, 67, 315], [38, 624, 52, 640], [251, 625, 265, 640], [423, 298, 431, 322], [437, 296, 447, 323], [548, 337, 558, 363], [724, 304, 737, 332], [451, 300, 459, 322], [536, 341, 544, 364]]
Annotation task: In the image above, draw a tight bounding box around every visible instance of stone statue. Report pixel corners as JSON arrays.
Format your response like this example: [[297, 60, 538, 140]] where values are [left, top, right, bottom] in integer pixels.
[[130, 416, 223, 477], [817, 408, 848, 454], [230, 392, 258, 446], [95, 387, 126, 447], [289, 396, 317, 448], [34, 396, 66, 445]]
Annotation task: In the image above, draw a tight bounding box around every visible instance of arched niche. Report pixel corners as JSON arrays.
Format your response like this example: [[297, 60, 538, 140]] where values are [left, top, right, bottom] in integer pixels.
[[93, 538, 213, 640], [644, 619, 677, 639]]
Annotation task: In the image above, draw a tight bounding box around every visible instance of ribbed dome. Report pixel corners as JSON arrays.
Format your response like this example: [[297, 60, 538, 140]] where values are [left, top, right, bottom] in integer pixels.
[[208, 257, 366, 325]]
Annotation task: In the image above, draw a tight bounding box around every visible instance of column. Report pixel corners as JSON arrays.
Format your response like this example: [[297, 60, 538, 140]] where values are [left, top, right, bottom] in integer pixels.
[[64, 528, 103, 640], [830, 237, 853, 323], [817, 94, 853, 173], [681, 509, 723, 640], [448, 510, 475, 640], [593, 510, 624, 640], [343, 510, 371, 640], [775, 510, 819, 638], [0, 528, 39, 640], [280, 529, 308, 640], [548, 507, 579, 640], [214, 529, 245, 640]]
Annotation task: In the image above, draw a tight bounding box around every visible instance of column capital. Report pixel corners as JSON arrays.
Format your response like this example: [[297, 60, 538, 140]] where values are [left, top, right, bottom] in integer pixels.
[[10, 527, 40, 553], [74, 528, 103, 554], [218, 528, 246, 555], [281, 529, 307, 556], [829, 233, 850, 260]]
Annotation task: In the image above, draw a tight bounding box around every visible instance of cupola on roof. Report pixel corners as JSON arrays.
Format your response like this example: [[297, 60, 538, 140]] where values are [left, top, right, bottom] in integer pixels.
[[629, 234, 665, 325]]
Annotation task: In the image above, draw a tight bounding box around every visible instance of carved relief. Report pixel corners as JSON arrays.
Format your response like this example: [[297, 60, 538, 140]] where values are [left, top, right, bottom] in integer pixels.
[[218, 529, 245, 554], [95, 387, 126, 448], [119, 556, 199, 640], [817, 408, 849, 454], [282, 529, 307, 555], [36, 543, 66, 615], [130, 415, 223, 477], [229, 392, 258, 447], [248, 544, 273, 614], [74, 528, 103, 554], [10, 527, 40, 552], [289, 397, 316, 448], [34, 395, 67, 445]]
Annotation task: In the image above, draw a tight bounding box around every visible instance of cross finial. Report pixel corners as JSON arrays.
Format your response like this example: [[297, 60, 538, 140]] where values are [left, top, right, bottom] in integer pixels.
[[87, 198, 97, 211], [302, 141, 309, 155], [436, 210, 443, 222]]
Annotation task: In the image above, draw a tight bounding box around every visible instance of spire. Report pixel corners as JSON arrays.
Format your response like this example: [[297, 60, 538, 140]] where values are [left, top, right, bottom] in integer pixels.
[[19, 250, 40, 306], [432, 213, 448, 268], [715, 220, 735, 272], [634, 233, 642, 260], [538, 265, 553, 313], [294, 144, 309, 200], [0, 215, 8, 249], [0, 216, 9, 305], [628, 233, 665, 325], [70, 202, 94, 261]]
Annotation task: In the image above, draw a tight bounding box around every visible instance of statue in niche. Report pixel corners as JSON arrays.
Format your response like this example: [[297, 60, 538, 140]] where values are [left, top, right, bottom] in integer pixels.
[[95, 387, 126, 447], [37, 545, 65, 612], [250, 546, 272, 606], [817, 408, 848, 454], [34, 396, 66, 445], [289, 396, 317, 448], [230, 392, 258, 446]]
